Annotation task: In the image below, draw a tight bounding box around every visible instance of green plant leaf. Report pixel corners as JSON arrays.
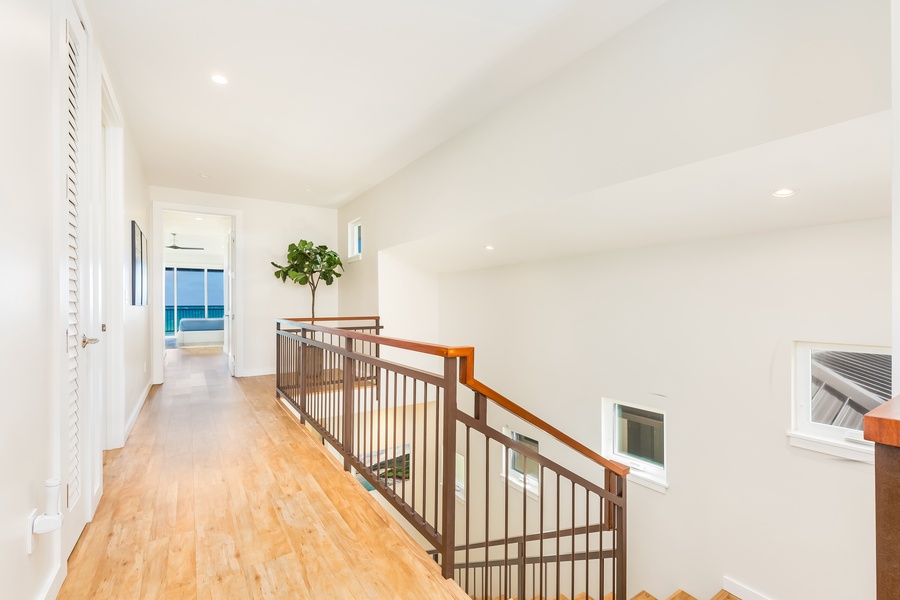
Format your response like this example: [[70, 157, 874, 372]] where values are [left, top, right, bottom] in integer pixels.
[[272, 239, 345, 318]]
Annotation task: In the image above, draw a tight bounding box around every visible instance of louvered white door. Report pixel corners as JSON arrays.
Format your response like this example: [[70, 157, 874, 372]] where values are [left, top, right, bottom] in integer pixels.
[[61, 14, 89, 560]]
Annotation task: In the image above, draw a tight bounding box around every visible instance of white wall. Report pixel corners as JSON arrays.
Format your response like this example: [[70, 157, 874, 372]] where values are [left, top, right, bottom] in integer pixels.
[[376, 250, 442, 372], [150, 187, 338, 376], [439, 219, 888, 600], [0, 0, 60, 597], [118, 131, 153, 444]]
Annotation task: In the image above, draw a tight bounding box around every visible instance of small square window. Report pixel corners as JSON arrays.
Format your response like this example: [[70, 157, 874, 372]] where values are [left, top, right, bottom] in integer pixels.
[[510, 432, 540, 479], [348, 218, 362, 262], [616, 404, 664, 467], [789, 342, 891, 463], [501, 428, 540, 495], [602, 398, 668, 493]]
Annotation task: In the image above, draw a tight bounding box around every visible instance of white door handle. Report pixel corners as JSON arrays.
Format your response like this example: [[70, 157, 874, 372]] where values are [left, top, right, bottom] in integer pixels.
[[81, 334, 100, 348]]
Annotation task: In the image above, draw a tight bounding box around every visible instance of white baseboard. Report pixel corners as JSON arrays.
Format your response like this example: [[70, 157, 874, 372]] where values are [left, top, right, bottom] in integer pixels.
[[39, 560, 63, 600], [123, 381, 152, 442], [724, 576, 774, 600], [278, 396, 303, 421], [237, 367, 275, 377]]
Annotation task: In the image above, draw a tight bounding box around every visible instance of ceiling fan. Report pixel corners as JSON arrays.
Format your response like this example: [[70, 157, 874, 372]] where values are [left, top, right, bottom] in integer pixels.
[[166, 233, 204, 250]]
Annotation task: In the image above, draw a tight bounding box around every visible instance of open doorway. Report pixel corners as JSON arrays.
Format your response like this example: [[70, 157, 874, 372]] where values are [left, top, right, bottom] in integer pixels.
[[162, 211, 231, 351], [153, 205, 242, 383]]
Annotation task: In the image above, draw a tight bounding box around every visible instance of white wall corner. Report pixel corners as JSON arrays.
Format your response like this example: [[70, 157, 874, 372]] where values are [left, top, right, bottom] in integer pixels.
[[723, 576, 775, 600]]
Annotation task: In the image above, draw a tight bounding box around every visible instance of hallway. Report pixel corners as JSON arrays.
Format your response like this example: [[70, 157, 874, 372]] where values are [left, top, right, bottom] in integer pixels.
[[58, 348, 467, 599]]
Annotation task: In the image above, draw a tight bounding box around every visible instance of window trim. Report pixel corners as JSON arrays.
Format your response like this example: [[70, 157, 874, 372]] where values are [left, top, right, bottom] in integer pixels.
[[347, 218, 362, 262], [501, 428, 540, 498], [788, 341, 888, 464], [601, 398, 668, 494]]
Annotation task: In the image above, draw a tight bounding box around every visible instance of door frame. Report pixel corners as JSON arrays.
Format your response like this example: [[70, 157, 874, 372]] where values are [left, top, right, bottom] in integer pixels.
[[98, 70, 126, 454], [151, 202, 244, 383]]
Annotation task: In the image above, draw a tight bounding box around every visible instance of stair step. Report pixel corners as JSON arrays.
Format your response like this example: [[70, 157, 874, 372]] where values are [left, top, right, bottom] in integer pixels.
[[476, 589, 737, 600]]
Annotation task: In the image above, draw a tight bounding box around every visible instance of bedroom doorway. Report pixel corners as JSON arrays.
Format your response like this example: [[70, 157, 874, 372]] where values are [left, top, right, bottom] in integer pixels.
[[152, 203, 242, 384]]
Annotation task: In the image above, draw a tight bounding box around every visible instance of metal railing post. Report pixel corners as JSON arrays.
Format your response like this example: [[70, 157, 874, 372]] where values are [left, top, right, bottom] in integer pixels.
[[298, 329, 307, 422], [441, 357, 458, 579], [617, 479, 627, 600], [342, 336, 355, 471], [517, 541, 526, 600], [276, 322, 282, 391]]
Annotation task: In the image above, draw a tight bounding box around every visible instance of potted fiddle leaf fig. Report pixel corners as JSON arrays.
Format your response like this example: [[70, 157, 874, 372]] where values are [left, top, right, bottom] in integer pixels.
[[272, 239, 343, 319]]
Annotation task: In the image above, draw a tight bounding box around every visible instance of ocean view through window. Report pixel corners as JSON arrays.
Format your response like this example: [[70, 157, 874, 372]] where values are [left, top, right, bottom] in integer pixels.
[[165, 267, 225, 334]]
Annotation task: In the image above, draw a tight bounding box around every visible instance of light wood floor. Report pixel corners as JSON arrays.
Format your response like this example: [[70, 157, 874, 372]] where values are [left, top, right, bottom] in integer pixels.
[[58, 347, 469, 600]]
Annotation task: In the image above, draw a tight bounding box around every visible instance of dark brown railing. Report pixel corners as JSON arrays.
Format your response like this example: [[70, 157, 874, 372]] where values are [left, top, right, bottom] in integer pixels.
[[275, 317, 629, 600]]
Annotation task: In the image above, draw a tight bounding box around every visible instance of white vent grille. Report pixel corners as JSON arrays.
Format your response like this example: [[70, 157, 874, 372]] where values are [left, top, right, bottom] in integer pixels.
[[64, 21, 81, 509]]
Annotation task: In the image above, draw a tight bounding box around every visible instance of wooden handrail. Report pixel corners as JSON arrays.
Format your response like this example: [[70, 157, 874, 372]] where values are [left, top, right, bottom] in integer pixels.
[[864, 395, 900, 447], [277, 319, 630, 478]]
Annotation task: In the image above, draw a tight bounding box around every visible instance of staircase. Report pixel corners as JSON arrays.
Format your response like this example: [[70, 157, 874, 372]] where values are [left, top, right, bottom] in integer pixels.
[[609, 591, 742, 600], [276, 317, 627, 600], [466, 591, 741, 600]]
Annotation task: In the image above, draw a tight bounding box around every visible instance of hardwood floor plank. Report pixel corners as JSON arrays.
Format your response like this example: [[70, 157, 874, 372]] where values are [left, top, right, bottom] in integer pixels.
[[139, 537, 169, 600], [164, 531, 197, 598]]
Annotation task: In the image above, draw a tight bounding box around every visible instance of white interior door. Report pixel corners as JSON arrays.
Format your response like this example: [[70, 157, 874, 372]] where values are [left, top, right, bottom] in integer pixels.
[[225, 227, 236, 376]]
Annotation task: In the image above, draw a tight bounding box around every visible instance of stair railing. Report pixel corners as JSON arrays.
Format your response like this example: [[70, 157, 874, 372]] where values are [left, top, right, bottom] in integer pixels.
[[276, 318, 629, 600]]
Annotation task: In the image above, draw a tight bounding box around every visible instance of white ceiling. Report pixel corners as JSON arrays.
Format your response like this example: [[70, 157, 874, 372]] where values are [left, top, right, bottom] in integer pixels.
[[86, 0, 667, 207]]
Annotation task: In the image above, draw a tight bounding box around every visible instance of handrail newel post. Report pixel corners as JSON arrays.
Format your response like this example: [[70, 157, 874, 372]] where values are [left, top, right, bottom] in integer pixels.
[[342, 336, 354, 472], [474, 392, 487, 423], [616, 476, 627, 600], [603, 470, 615, 531], [441, 356, 458, 580]]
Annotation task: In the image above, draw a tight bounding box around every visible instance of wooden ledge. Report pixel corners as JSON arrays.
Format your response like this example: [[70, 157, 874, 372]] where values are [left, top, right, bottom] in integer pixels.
[[864, 395, 900, 447]]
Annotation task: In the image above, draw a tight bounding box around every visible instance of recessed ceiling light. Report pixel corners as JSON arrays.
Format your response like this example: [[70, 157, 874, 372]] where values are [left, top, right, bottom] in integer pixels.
[[485, 245, 494, 251], [194, 217, 203, 221], [305, 189, 312, 192], [211, 74, 228, 85], [770, 186, 796, 198], [199, 174, 209, 178]]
